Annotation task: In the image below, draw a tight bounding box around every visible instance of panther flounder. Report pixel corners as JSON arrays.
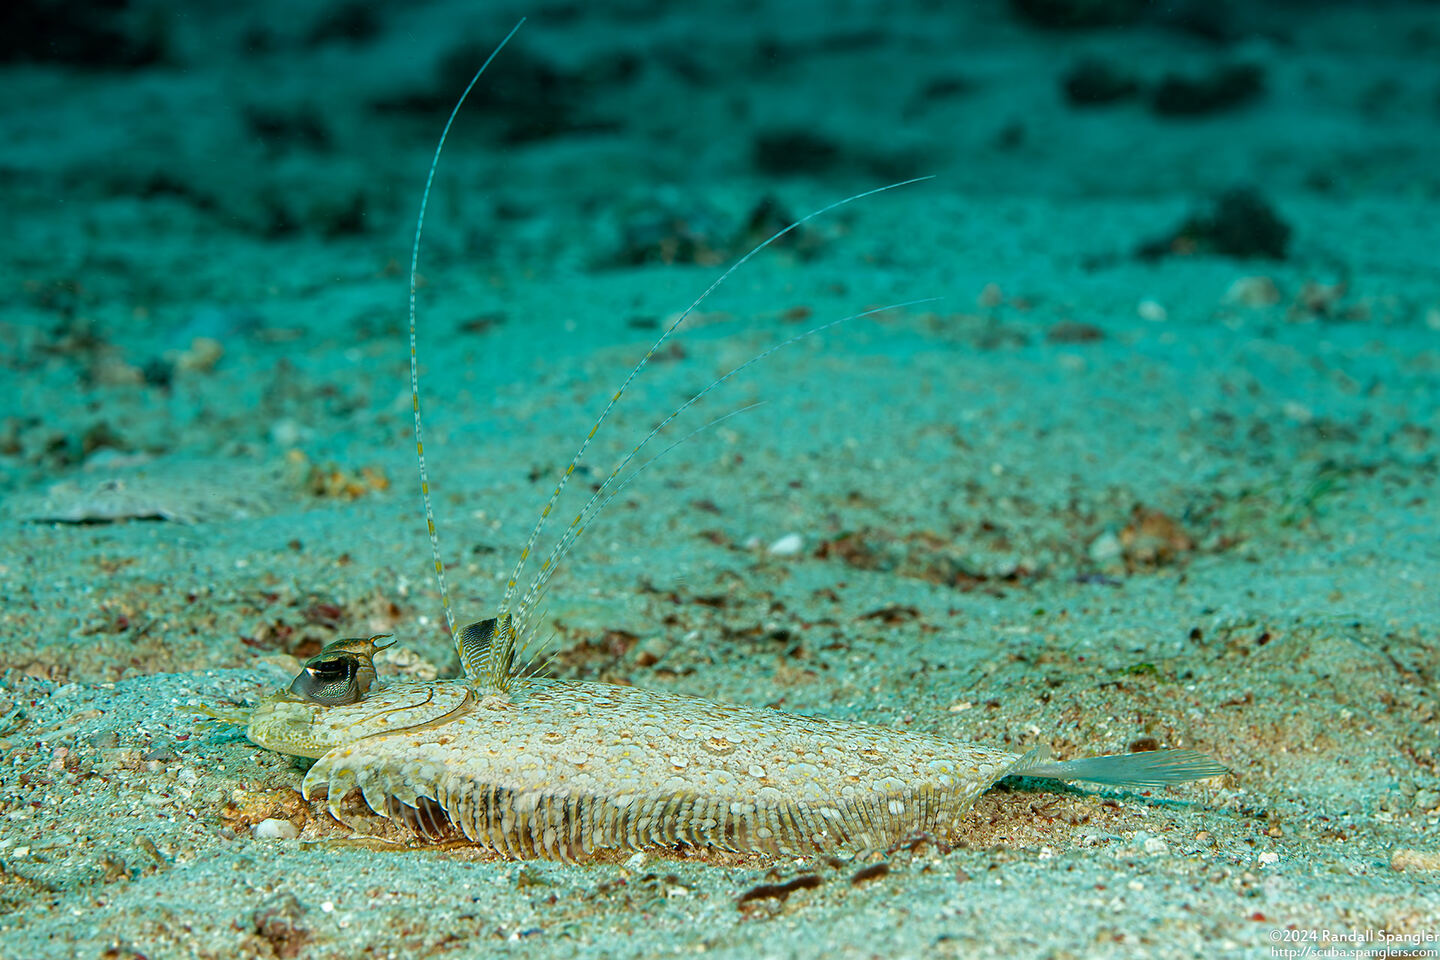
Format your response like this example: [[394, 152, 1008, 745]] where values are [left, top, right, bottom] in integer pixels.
[[216, 21, 1228, 861]]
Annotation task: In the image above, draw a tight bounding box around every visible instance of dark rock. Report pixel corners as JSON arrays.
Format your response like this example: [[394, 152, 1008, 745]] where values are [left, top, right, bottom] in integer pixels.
[[1136, 186, 1292, 262], [753, 129, 843, 176], [0, 0, 167, 67], [1062, 58, 1142, 106], [1150, 62, 1264, 116]]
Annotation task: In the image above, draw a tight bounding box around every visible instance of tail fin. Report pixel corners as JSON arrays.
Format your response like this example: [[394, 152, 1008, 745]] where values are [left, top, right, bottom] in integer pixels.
[[1013, 748, 1228, 788]]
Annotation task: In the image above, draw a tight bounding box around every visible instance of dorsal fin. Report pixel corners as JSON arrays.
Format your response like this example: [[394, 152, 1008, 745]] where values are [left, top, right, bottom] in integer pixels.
[[456, 617, 517, 682], [406, 21, 932, 695], [407, 19, 524, 682], [494, 178, 933, 657]]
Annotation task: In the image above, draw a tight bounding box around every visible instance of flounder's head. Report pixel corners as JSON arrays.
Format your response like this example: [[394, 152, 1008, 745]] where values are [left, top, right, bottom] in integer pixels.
[[243, 635, 469, 759]]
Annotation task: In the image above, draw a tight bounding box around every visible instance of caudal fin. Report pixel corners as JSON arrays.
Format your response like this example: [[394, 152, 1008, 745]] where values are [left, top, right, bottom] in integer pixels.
[[1014, 748, 1229, 788]]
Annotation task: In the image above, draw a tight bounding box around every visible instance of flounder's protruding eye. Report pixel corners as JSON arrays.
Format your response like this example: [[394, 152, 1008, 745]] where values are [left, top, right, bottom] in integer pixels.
[[287, 634, 392, 706], [290, 654, 362, 705]]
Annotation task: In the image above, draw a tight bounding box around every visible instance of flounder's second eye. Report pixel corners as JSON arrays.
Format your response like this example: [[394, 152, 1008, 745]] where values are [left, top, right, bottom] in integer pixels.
[[290, 655, 362, 706]]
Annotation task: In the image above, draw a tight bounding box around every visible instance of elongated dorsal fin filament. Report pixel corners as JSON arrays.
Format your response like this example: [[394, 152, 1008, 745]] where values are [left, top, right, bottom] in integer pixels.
[[408, 19, 524, 687], [490, 178, 934, 689], [408, 21, 932, 694]]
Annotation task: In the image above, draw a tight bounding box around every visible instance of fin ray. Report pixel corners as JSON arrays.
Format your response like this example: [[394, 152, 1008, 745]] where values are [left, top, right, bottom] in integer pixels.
[[1013, 748, 1228, 788]]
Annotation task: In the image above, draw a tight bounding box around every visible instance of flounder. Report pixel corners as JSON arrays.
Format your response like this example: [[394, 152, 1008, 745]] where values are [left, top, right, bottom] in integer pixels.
[[208, 21, 1227, 861], [240, 625, 1225, 862]]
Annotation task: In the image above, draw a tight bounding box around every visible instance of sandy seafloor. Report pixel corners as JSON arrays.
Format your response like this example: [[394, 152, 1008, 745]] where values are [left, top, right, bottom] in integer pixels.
[[1, 1, 1438, 957]]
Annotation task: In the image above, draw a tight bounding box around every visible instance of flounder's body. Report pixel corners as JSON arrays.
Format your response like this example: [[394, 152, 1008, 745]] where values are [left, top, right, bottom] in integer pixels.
[[219, 25, 1228, 862], [256, 678, 1018, 859], [245, 665, 1223, 861]]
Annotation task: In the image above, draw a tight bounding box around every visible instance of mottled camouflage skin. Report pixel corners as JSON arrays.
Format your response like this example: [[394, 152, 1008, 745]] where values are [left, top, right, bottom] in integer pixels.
[[247, 675, 1025, 861]]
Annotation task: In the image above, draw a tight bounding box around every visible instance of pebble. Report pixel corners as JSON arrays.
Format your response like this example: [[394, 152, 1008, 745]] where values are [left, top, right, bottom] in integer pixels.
[[1136, 299, 1168, 322], [767, 533, 804, 556], [253, 818, 299, 840], [632, 635, 671, 668], [270, 418, 309, 448], [1281, 401, 1312, 424], [1224, 275, 1281, 307], [176, 337, 224, 373], [1088, 530, 1123, 564]]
